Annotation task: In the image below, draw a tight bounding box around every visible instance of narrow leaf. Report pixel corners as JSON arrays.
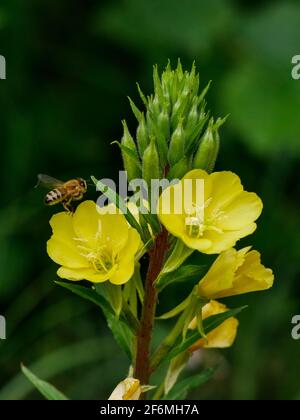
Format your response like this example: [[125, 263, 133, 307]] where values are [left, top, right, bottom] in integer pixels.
[[156, 265, 206, 292], [101, 305, 134, 359], [21, 365, 69, 400], [55, 281, 113, 314], [156, 295, 191, 320], [164, 352, 190, 395], [56, 281, 136, 357], [163, 367, 216, 400]]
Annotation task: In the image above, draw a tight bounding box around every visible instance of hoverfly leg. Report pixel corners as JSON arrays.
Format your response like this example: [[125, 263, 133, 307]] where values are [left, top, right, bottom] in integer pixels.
[[62, 199, 74, 214]]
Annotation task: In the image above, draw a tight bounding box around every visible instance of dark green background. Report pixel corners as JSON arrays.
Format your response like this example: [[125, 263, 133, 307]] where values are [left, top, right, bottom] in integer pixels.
[[0, 0, 300, 400]]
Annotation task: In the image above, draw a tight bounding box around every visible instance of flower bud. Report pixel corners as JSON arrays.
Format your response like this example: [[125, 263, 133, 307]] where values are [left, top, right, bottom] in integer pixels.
[[155, 108, 170, 166], [142, 136, 160, 187], [188, 300, 239, 351], [193, 118, 220, 173], [121, 120, 142, 181], [109, 378, 141, 400], [168, 120, 185, 165], [171, 91, 189, 129], [186, 99, 199, 132], [158, 107, 170, 143], [136, 113, 149, 157], [167, 156, 189, 180]]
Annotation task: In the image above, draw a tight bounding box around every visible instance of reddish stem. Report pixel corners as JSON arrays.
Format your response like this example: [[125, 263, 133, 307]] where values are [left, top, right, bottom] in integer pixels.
[[134, 227, 169, 387]]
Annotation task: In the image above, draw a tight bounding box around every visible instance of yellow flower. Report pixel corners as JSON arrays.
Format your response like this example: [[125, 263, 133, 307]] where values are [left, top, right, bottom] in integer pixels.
[[108, 377, 141, 400], [198, 247, 274, 299], [188, 300, 239, 351], [157, 169, 263, 254], [47, 200, 141, 284]]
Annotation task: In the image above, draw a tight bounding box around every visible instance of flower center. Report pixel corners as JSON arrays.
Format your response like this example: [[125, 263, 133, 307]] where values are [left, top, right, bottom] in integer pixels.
[[75, 237, 119, 274], [184, 200, 224, 238]]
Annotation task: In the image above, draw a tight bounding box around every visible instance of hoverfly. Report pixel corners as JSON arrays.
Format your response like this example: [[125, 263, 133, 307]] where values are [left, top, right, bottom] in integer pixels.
[[37, 174, 87, 212]]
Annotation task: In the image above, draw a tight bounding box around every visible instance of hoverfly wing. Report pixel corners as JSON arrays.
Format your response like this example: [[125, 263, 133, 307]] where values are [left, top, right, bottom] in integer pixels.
[[36, 174, 64, 189]]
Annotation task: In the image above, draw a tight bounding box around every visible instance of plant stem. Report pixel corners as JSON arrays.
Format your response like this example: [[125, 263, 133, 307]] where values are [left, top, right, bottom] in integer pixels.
[[134, 227, 169, 388], [150, 308, 188, 372]]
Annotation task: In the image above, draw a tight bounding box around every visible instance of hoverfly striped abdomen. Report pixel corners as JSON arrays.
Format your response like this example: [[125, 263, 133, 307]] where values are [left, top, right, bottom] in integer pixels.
[[44, 188, 67, 205]]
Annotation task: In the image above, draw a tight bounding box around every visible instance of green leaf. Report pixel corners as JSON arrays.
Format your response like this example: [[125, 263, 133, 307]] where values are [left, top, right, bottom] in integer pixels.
[[157, 239, 194, 283], [56, 281, 135, 358], [164, 352, 191, 396], [101, 305, 134, 360], [156, 294, 191, 320], [96, 282, 123, 318], [163, 367, 216, 400], [164, 306, 247, 362], [0, 338, 110, 400], [139, 211, 161, 235], [156, 264, 206, 292], [91, 176, 145, 240], [55, 281, 113, 315], [21, 365, 69, 400]]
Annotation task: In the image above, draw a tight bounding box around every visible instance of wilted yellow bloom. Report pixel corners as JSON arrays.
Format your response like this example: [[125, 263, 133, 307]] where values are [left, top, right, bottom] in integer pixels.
[[47, 201, 141, 284], [188, 300, 239, 351], [108, 378, 141, 400], [157, 170, 263, 254], [198, 247, 274, 299]]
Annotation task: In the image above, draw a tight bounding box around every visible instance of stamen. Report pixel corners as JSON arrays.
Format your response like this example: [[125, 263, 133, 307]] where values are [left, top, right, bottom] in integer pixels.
[[73, 231, 118, 274], [184, 199, 223, 238]]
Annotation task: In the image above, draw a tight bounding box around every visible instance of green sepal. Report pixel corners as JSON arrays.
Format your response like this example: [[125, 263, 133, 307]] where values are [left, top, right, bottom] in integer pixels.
[[164, 306, 247, 363]]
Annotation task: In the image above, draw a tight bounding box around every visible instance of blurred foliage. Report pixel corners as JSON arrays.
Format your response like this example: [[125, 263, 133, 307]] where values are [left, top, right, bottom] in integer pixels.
[[0, 0, 300, 400]]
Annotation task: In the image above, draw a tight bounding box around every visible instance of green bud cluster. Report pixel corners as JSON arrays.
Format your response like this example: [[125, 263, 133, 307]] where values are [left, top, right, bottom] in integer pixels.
[[120, 61, 226, 181]]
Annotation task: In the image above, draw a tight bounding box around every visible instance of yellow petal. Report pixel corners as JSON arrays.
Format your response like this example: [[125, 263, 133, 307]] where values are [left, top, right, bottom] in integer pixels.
[[218, 191, 263, 231], [73, 201, 129, 251], [202, 318, 239, 349], [198, 248, 248, 299], [57, 266, 113, 282], [209, 171, 243, 210], [224, 250, 274, 298], [182, 169, 213, 203], [47, 212, 88, 268], [108, 378, 141, 400], [47, 237, 88, 268], [110, 258, 135, 285], [108, 228, 140, 284], [119, 228, 141, 262], [158, 169, 263, 255], [198, 247, 274, 299], [157, 171, 211, 247], [189, 300, 239, 350], [49, 212, 74, 240], [179, 234, 212, 252], [202, 223, 257, 254]]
